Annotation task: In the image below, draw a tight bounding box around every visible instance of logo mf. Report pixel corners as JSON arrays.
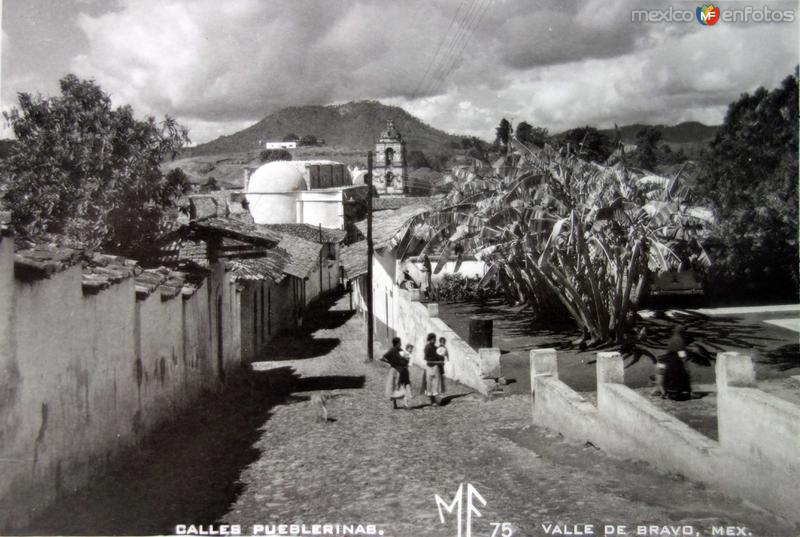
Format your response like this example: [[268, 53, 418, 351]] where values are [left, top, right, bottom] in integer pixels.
[[434, 483, 487, 537], [697, 4, 721, 25]]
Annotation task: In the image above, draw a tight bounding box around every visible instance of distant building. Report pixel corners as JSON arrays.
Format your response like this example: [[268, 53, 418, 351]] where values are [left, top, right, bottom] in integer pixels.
[[244, 160, 368, 235], [265, 141, 297, 150], [372, 120, 408, 196]]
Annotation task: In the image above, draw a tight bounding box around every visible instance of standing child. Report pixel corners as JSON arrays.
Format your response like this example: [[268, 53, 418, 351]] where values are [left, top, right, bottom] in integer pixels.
[[437, 337, 449, 395]]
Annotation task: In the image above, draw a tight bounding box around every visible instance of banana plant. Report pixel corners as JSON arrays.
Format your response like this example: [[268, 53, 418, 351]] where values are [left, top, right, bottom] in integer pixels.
[[404, 139, 712, 345]]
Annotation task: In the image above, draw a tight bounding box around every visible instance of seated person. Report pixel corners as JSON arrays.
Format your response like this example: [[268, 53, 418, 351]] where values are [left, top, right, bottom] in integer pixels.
[[652, 325, 692, 401], [398, 269, 418, 289]]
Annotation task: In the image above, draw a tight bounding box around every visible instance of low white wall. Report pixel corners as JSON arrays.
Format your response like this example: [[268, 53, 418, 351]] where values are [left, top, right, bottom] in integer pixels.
[[353, 249, 500, 395], [533, 376, 602, 442], [403, 259, 488, 285], [529, 349, 800, 525], [391, 290, 494, 395]]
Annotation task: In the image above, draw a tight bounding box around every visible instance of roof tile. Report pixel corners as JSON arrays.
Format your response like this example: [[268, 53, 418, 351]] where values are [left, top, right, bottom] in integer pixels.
[[260, 223, 346, 244], [278, 234, 322, 279]]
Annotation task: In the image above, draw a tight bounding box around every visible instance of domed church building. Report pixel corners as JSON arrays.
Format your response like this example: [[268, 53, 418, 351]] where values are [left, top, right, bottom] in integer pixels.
[[243, 160, 368, 239]]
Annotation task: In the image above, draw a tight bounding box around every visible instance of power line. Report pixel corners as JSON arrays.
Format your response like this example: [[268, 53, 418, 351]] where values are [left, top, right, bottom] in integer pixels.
[[421, 0, 483, 97], [425, 0, 494, 97], [411, 0, 470, 101]]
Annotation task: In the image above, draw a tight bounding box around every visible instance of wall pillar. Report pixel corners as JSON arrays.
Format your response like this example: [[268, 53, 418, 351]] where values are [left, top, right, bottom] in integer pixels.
[[596, 351, 624, 409], [529, 348, 558, 419], [596, 351, 624, 385], [715, 351, 756, 396], [530, 348, 558, 383]]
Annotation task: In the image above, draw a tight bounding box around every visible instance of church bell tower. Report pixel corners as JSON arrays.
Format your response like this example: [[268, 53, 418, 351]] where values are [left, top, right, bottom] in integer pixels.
[[373, 120, 408, 196]]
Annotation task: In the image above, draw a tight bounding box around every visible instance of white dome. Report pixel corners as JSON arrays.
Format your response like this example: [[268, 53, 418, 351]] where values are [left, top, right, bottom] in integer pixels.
[[247, 161, 308, 194], [245, 160, 349, 224]]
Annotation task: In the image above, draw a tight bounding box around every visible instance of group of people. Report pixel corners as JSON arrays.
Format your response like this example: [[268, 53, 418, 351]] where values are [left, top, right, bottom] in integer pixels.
[[380, 332, 448, 409]]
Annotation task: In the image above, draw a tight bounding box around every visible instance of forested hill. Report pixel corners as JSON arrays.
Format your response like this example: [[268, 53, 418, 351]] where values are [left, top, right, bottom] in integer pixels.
[[598, 121, 719, 144], [185, 101, 464, 157]]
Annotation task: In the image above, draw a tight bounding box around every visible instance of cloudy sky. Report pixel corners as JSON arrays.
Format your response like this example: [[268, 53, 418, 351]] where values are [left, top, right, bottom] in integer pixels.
[[2, 0, 798, 143]]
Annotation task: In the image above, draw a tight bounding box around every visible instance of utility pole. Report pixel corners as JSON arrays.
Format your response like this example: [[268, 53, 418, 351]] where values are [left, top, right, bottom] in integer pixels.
[[365, 151, 374, 362]]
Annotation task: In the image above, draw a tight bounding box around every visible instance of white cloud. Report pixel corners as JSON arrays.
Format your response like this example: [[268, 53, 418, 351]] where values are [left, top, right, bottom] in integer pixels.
[[62, 0, 798, 142]]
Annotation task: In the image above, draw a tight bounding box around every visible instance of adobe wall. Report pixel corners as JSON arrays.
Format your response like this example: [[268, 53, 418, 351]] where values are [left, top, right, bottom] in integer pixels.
[[0, 239, 243, 531], [529, 349, 800, 525], [239, 278, 297, 364]]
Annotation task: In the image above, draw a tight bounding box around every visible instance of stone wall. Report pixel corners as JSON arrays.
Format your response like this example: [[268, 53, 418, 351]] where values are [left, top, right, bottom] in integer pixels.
[[0, 236, 242, 531], [530, 349, 800, 524]]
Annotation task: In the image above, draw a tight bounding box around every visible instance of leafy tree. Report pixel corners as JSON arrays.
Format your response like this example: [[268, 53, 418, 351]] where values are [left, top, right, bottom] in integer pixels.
[[558, 126, 613, 163], [634, 126, 663, 171], [698, 70, 799, 296], [259, 149, 292, 162], [2, 75, 189, 257], [283, 133, 299, 142], [429, 153, 451, 171], [515, 121, 549, 147], [406, 146, 710, 344], [406, 149, 430, 169], [461, 137, 491, 161], [299, 134, 318, 146], [495, 118, 511, 148]]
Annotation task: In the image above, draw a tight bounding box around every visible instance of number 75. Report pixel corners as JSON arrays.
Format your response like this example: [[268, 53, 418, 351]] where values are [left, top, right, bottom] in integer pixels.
[[490, 522, 514, 537]]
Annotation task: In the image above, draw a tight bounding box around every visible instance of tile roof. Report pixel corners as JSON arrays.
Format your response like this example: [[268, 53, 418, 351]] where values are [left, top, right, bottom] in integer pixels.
[[12, 243, 202, 299], [134, 267, 202, 300], [278, 234, 322, 279], [14, 244, 84, 281], [340, 241, 367, 280], [227, 246, 291, 283], [260, 223, 347, 244], [355, 204, 432, 251], [187, 217, 282, 246], [81, 253, 138, 294], [372, 196, 435, 211]]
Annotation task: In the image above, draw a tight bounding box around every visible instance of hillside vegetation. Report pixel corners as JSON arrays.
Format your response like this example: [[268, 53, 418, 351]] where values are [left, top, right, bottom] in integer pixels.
[[184, 100, 463, 157], [597, 121, 718, 144]]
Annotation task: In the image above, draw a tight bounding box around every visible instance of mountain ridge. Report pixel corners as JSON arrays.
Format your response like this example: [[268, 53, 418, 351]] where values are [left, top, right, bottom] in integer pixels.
[[184, 100, 720, 157], [185, 101, 464, 157]]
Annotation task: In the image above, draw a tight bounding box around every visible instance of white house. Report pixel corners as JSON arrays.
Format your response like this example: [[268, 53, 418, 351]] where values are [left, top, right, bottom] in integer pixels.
[[265, 141, 297, 150]]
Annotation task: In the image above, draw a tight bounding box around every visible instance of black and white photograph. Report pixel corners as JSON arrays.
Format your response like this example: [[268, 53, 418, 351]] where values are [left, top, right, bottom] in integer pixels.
[[0, 1, 798, 535]]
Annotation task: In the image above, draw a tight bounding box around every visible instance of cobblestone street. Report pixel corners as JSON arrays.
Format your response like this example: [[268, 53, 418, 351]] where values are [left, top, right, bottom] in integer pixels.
[[222, 296, 796, 537]]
